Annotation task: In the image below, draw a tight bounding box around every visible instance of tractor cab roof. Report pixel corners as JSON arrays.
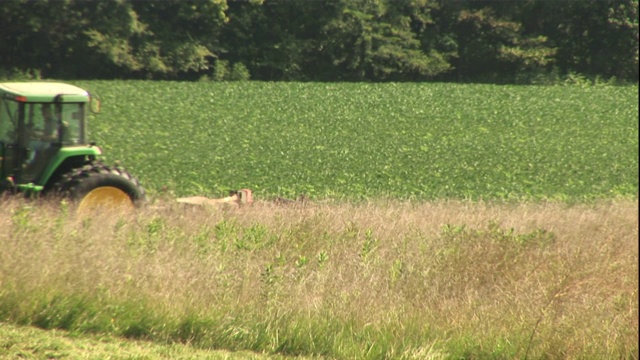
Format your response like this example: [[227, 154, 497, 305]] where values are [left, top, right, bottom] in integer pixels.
[[0, 82, 90, 103]]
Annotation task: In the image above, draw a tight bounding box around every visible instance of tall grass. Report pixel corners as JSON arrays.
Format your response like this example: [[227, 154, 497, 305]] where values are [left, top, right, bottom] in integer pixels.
[[1, 198, 638, 359]]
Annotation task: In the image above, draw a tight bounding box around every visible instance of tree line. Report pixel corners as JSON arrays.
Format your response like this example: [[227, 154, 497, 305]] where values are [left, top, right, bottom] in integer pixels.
[[1, 0, 638, 83]]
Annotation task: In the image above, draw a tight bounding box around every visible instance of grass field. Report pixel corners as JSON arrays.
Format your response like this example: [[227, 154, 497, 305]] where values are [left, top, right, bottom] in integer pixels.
[[1, 198, 637, 359], [1, 82, 638, 359], [74, 81, 638, 201]]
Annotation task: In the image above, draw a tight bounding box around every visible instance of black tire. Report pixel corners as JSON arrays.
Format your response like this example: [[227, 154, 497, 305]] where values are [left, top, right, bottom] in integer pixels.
[[52, 162, 145, 208]]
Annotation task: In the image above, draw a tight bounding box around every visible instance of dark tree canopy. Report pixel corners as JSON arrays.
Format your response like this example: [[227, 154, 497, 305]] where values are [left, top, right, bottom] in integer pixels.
[[0, 0, 637, 83]]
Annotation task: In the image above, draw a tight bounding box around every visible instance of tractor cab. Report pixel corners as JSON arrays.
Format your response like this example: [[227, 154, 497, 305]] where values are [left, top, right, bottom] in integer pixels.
[[0, 82, 98, 193]]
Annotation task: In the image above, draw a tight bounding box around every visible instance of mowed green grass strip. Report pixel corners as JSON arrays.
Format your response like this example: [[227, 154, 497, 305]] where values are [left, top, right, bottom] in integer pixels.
[[0, 322, 298, 360], [76, 81, 638, 201]]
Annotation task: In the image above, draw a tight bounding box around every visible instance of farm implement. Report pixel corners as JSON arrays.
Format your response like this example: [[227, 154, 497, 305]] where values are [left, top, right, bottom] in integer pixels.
[[177, 189, 253, 207], [0, 81, 257, 211]]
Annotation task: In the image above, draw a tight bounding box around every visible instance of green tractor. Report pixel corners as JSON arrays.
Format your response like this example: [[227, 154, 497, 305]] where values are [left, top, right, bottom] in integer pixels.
[[0, 82, 145, 210]]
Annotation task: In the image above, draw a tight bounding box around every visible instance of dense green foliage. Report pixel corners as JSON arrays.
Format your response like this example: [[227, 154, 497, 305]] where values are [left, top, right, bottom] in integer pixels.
[[73, 81, 638, 201], [1, 0, 637, 83]]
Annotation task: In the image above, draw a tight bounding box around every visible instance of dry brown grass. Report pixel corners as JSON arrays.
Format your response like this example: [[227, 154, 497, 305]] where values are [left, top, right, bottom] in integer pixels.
[[1, 197, 637, 359]]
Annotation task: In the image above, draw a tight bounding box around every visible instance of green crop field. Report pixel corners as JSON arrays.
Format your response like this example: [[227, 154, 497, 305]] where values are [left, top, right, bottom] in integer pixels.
[[2, 82, 638, 359], [74, 81, 638, 201]]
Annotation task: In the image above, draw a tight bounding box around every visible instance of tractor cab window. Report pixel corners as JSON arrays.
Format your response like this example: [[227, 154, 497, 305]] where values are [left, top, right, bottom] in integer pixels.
[[1, 98, 24, 181], [25, 103, 85, 146], [0, 98, 19, 144], [29, 104, 58, 143], [59, 103, 85, 145]]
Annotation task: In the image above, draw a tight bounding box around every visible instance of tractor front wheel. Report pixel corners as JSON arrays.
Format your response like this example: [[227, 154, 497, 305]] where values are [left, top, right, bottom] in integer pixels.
[[53, 162, 145, 212]]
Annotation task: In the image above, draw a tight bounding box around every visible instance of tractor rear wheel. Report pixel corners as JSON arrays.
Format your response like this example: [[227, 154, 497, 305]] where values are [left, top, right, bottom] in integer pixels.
[[52, 162, 145, 212]]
